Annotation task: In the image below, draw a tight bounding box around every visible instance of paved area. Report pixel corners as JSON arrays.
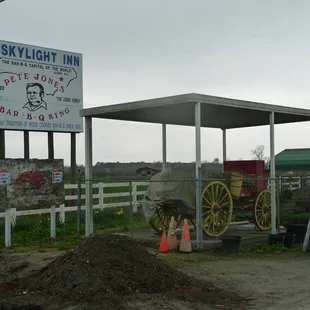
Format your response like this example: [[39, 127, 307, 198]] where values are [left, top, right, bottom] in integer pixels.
[[123, 223, 274, 250]]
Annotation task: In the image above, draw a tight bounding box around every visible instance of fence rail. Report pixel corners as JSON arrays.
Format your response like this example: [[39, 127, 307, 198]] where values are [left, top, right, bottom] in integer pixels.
[[0, 181, 149, 225], [1, 176, 309, 225], [278, 176, 310, 191]]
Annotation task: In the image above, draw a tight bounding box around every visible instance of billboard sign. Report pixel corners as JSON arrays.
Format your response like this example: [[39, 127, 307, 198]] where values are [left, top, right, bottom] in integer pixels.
[[0, 159, 65, 211], [0, 40, 83, 133]]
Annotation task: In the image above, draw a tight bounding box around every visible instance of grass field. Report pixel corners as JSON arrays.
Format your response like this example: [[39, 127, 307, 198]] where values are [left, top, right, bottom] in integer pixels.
[[0, 207, 149, 250], [235, 211, 310, 224], [0, 179, 149, 250], [160, 242, 308, 268]]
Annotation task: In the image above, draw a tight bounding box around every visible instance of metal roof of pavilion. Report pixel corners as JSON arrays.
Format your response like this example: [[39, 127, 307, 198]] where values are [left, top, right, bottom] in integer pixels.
[[80, 93, 310, 129]]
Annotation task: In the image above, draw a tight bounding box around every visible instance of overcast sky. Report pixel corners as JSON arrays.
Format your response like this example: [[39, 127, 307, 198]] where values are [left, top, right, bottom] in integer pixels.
[[1, 0, 310, 166]]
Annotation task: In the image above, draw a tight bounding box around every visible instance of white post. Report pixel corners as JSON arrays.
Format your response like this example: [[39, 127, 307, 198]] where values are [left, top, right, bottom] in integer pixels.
[[5, 207, 11, 247], [222, 129, 227, 162], [85, 117, 93, 236], [132, 182, 138, 212], [59, 204, 65, 224], [162, 124, 167, 172], [50, 205, 56, 239], [98, 183, 104, 209], [195, 101, 203, 249], [269, 112, 277, 234], [11, 207, 16, 227]]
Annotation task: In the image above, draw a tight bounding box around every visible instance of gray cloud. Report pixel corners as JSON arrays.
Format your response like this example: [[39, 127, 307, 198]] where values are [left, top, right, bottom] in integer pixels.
[[1, 0, 310, 165]]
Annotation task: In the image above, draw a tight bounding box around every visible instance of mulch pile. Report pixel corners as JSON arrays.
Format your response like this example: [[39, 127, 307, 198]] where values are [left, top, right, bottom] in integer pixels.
[[3, 234, 248, 309]]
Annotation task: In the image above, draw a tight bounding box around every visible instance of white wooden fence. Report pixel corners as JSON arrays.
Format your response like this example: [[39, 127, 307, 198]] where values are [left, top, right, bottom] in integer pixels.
[[1, 177, 308, 225], [0, 181, 149, 225], [1, 176, 309, 247], [279, 177, 310, 191]]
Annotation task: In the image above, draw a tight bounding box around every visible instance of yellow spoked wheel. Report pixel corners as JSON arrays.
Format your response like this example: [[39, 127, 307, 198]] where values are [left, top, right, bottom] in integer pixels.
[[253, 189, 271, 230], [202, 181, 233, 237]]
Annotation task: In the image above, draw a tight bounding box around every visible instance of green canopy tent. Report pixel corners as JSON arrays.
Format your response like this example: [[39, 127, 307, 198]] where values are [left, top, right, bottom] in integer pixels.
[[275, 148, 310, 172]]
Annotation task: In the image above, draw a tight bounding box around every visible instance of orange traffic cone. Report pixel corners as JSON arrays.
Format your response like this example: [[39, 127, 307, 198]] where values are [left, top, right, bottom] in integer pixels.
[[179, 219, 192, 253], [158, 231, 169, 253], [167, 216, 178, 251]]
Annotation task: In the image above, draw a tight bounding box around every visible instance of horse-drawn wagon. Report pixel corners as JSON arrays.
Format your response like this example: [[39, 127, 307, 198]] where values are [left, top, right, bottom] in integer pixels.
[[140, 160, 271, 237]]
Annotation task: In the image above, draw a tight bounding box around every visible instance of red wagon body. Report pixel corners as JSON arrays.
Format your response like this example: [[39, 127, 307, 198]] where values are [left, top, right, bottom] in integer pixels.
[[224, 160, 269, 195]]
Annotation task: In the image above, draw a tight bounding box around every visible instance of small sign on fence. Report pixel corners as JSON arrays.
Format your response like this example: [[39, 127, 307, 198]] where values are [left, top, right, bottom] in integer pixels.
[[52, 172, 64, 184], [0, 173, 10, 185]]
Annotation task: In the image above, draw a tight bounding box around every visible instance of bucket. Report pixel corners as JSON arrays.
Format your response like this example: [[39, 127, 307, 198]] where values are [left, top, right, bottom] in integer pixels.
[[268, 233, 294, 248], [221, 236, 242, 253], [284, 233, 294, 248], [287, 224, 307, 243], [229, 173, 243, 197], [268, 233, 285, 246]]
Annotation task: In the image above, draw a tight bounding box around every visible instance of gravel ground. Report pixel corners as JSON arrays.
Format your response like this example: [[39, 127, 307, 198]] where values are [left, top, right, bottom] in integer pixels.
[[182, 255, 310, 310]]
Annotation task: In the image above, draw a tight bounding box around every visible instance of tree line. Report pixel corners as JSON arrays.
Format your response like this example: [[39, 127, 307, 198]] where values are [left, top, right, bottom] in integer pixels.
[[64, 145, 268, 178]]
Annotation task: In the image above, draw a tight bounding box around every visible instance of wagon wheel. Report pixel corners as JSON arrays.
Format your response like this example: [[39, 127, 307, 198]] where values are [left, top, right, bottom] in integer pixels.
[[202, 181, 233, 237], [149, 205, 183, 233], [253, 189, 271, 230]]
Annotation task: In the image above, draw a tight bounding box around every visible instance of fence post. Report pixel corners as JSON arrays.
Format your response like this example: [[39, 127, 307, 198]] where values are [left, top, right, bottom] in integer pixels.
[[4, 185, 11, 247], [276, 177, 281, 232], [77, 169, 82, 237], [5, 207, 11, 247], [50, 205, 56, 240], [98, 183, 104, 209], [129, 180, 133, 239], [132, 182, 137, 213], [196, 167, 203, 249], [11, 207, 16, 227], [59, 204, 65, 224]]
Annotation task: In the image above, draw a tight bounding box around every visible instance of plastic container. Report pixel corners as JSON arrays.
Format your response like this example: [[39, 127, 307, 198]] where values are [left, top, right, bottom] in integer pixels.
[[268, 233, 285, 245], [287, 224, 307, 243], [229, 173, 243, 197], [284, 233, 294, 248], [221, 236, 242, 253], [268, 232, 295, 248]]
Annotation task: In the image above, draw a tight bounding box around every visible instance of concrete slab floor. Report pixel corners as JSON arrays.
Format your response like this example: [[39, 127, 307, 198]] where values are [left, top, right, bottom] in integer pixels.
[[118, 223, 280, 250]]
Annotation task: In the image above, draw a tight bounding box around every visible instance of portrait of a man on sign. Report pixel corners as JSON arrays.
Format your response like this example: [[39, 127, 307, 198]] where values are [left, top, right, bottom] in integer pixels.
[[23, 82, 47, 112]]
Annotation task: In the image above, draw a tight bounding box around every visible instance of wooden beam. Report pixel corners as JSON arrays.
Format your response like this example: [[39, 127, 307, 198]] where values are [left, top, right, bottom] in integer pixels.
[[48, 132, 54, 159], [24, 131, 30, 159], [0, 130, 5, 159]]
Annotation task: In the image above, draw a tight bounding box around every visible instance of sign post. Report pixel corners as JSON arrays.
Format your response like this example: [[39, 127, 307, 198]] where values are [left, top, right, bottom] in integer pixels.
[[0, 173, 11, 247]]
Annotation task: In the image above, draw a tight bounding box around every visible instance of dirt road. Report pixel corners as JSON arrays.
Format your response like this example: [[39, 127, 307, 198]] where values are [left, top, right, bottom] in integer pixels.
[[1, 249, 310, 309], [182, 256, 310, 309]]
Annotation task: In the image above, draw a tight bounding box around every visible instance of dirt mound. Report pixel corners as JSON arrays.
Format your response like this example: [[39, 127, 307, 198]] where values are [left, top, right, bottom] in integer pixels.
[[18, 234, 247, 309], [28, 234, 198, 299]]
